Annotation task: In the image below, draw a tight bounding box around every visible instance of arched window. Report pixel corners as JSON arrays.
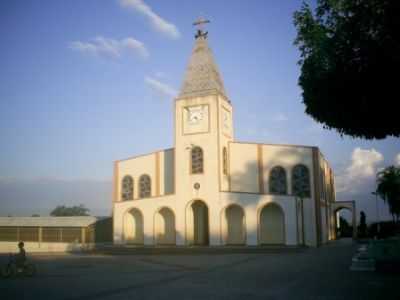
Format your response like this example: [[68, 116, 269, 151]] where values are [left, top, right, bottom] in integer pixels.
[[121, 175, 134, 201], [222, 147, 228, 175], [139, 175, 151, 198], [269, 166, 287, 195], [292, 164, 311, 197], [191, 147, 203, 174]]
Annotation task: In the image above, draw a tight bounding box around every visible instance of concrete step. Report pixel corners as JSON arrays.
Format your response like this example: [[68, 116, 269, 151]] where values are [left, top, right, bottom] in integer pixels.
[[91, 245, 306, 255], [350, 252, 375, 271]]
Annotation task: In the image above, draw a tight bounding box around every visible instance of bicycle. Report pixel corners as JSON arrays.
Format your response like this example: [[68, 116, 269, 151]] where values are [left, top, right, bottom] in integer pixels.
[[1, 253, 36, 278]]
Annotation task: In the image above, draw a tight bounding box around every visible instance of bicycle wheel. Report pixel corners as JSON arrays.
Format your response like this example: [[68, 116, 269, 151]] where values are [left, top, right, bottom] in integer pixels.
[[1, 265, 15, 278], [24, 264, 36, 277]]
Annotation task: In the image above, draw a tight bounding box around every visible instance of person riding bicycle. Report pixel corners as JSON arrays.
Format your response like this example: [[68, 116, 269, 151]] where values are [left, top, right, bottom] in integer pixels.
[[15, 241, 27, 271]]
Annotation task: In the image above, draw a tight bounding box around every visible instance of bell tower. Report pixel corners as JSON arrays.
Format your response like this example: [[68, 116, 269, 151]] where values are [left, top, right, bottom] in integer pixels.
[[174, 18, 234, 201]]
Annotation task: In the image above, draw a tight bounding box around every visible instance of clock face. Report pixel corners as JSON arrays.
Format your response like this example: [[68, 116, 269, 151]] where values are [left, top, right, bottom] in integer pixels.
[[188, 106, 204, 124], [183, 104, 209, 134]]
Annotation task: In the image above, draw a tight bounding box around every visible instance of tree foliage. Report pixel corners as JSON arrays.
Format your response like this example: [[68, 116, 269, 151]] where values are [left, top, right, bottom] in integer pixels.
[[376, 166, 400, 221], [293, 0, 400, 139], [50, 204, 90, 217]]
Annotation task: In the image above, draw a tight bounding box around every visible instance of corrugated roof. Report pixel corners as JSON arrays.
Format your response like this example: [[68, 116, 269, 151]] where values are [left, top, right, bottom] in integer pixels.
[[0, 216, 106, 227]]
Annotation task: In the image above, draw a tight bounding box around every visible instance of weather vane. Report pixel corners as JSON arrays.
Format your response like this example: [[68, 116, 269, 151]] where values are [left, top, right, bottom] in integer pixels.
[[193, 16, 210, 39]]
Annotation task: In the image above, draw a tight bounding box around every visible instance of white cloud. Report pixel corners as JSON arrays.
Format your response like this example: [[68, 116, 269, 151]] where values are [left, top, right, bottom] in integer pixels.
[[395, 153, 400, 166], [336, 147, 384, 193], [69, 36, 149, 59], [272, 112, 288, 122], [119, 0, 180, 39], [145, 76, 177, 98], [154, 71, 166, 78], [121, 37, 149, 57]]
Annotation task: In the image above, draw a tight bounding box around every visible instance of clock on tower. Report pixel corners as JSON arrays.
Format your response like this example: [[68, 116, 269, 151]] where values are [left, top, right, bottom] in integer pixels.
[[182, 104, 209, 135]]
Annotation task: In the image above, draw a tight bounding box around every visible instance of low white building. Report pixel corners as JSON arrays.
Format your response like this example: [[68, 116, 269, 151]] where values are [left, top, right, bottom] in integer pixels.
[[112, 24, 352, 247], [0, 216, 112, 252]]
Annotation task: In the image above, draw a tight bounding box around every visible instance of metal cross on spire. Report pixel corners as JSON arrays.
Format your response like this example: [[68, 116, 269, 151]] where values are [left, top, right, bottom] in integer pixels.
[[193, 16, 210, 39]]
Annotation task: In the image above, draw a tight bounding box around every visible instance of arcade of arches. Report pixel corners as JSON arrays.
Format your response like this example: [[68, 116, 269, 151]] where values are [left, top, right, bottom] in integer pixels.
[[123, 201, 289, 246]]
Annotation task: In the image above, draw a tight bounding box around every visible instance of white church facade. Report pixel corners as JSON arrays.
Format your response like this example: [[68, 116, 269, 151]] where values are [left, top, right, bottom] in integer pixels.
[[112, 24, 345, 248]]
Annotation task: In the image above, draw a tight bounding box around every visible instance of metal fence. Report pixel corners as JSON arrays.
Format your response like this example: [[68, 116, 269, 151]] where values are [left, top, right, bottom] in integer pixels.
[[0, 227, 18, 241], [0, 226, 85, 243], [20, 227, 39, 242]]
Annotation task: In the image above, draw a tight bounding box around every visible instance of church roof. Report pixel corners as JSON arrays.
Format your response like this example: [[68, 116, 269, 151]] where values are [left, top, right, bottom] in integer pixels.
[[178, 32, 227, 99]]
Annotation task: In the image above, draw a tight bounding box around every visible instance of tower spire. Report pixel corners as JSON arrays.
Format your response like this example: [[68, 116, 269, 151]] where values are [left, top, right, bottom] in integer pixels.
[[178, 18, 228, 99]]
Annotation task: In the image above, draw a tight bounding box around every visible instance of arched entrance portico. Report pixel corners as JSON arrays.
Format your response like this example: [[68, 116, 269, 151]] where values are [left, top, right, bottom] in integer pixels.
[[258, 203, 285, 245], [186, 200, 209, 245], [331, 201, 356, 240], [123, 208, 144, 244], [224, 205, 246, 245], [154, 207, 176, 245]]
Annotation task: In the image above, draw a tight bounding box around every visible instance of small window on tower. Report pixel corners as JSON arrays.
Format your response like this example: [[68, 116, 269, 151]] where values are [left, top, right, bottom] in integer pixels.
[[223, 147, 228, 175], [191, 147, 204, 174]]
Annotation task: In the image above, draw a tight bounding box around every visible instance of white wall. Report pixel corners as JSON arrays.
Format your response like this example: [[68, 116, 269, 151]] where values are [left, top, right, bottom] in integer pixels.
[[114, 192, 299, 247], [117, 149, 174, 201], [118, 153, 157, 200], [0, 242, 95, 253], [261, 144, 314, 195], [162, 149, 175, 195], [229, 143, 259, 193]]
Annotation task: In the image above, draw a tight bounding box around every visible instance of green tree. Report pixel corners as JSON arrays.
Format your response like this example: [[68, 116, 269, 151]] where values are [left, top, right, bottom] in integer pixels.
[[50, 204, 90, 217], [376, 166, 400, 222], [293, 0, 400, 139]]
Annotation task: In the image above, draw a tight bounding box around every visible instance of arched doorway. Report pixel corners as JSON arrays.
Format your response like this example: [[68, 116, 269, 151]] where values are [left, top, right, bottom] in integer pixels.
[[191, 200, 209, 245], [334, 208, 354, 239], [225, 205, 245, 245], [154, 207, 176, 245], [123, 208, 144, 244], [259, 203, 285, 244], [330, 201, 356, 240]]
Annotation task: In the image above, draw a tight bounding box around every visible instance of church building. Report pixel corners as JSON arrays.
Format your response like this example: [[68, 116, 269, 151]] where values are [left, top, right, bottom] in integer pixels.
[[112, 21, 345, 247]]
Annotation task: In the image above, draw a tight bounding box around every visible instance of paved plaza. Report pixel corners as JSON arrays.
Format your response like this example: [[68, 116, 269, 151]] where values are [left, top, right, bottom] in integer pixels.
[[0, 240, 397, 300]]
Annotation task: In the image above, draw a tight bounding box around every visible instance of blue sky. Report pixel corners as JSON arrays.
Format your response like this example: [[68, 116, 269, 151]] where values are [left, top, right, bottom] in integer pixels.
[[1, 0, 399, 220]]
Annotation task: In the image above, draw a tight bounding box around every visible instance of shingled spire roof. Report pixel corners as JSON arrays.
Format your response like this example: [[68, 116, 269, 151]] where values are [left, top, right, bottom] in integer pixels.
[[178, 23, 227, 99]]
